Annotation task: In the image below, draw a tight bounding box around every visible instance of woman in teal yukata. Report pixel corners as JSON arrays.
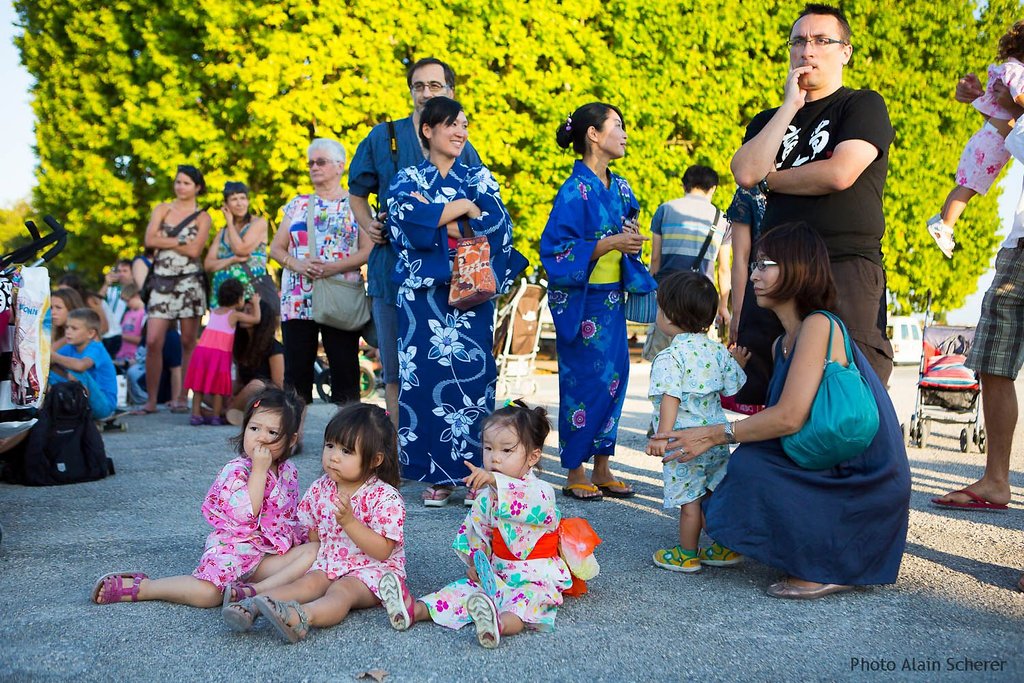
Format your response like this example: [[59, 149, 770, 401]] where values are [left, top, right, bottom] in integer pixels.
[[540, 102, 656, 501]]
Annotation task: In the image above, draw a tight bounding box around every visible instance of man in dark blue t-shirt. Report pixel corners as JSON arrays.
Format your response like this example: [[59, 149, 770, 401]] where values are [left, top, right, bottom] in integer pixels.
[[349, 58, 482, 425]]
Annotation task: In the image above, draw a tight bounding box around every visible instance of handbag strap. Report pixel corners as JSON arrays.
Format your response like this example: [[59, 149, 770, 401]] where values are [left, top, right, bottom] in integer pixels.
[[164, 209, 202, 238], [809, 310, 856, 368], [305, 196, 317, 263], [690, 208, 721, 272]]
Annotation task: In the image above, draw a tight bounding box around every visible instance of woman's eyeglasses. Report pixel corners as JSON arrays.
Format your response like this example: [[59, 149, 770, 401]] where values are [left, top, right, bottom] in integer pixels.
[[750, 258, 778, 273]]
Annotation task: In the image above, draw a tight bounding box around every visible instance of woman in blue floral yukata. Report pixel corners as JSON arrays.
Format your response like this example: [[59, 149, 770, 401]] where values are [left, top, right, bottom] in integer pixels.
[[540, 102, 656, 500], [387, 97, 526, 508]]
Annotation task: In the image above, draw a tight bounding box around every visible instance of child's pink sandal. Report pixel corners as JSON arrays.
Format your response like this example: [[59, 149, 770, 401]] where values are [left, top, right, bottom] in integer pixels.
[[221, 581, 257, 610], [466, 592, 501, 649], [92, 572, 148, 604], [379, 571, 415, 631]]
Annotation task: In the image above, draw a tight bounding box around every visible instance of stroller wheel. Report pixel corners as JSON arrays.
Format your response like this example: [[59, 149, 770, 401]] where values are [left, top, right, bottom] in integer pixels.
[[978, 427, 987, 453], [901, 422, 909, 445], [959, 429, 970, 453], [919, 419, 931, 449]]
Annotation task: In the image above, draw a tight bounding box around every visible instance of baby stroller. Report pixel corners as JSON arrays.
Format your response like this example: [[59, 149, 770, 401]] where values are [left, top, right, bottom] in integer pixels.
[[493, 279, 547, 398], [904, 324, 985, 453], [0, 216, 68, 438]]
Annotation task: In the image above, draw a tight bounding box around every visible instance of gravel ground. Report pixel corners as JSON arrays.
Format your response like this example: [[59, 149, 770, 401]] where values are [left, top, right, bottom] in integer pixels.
[[0, 363, 1021, 682]]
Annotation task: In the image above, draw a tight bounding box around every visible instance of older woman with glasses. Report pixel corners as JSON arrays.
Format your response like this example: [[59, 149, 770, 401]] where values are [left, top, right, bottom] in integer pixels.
[[268, 138, 372, 406]]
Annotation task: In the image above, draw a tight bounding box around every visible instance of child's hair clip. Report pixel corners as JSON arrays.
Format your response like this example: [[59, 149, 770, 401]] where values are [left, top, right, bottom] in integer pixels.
[[253, 399, 261, 408]]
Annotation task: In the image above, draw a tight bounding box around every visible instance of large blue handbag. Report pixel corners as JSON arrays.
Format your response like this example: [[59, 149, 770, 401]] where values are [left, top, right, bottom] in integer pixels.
[[781, 311, 880, 469]]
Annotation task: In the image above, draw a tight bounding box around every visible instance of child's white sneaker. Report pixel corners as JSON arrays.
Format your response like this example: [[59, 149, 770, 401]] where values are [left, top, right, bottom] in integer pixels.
[[927, 214, 955, 258]]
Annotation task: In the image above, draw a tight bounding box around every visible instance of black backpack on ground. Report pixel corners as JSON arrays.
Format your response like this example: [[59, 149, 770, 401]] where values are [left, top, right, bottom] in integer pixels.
[[4, 381, 114, 485]]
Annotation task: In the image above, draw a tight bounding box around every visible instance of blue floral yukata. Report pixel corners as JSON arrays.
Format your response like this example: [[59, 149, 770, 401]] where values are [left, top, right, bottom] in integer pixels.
[[540, 161, 656, 469], [387, 160, 527, 485]]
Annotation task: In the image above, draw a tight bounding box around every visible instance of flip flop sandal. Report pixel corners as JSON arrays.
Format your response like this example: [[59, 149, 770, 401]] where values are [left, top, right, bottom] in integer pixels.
[[561, 483, 603, 501], [222, 597, 259, 632], [466, 592, 501, 649], [168, 403, 190, 414], [594, 479, 635, 498], [92, 572, 148, 604], [422, 485, 454, 508], [254, 596, 310, 644], [129, 407, 159, 415], [221, 581, 257, 610], [472, 550, 498, 598], [378, 572, 415, 631], [930, 488, 1009, 511]]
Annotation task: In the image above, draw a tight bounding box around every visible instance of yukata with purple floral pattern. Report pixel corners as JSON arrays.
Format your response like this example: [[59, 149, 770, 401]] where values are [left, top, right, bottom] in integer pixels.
[[192, 457, 302, 589], [540, 160, 656, 469], [386, 159, 527, 485], [419, 471, 572, 631]]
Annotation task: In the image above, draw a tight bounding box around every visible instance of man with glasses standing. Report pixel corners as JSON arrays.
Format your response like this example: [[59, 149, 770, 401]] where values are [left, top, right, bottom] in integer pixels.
[[349, 58, 481, 428], [731, 2, 894, 403]]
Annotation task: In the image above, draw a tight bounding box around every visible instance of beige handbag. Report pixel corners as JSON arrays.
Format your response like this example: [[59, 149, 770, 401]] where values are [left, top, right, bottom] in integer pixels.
[[305, 196, 371, 331]]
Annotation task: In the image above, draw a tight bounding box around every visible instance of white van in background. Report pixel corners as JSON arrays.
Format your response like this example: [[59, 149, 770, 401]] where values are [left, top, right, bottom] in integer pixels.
[[888, 316, 923, 366]]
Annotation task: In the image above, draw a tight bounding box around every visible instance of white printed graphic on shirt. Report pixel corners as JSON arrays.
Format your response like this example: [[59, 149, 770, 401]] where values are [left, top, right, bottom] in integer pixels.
[[780, 119, 831, 168]]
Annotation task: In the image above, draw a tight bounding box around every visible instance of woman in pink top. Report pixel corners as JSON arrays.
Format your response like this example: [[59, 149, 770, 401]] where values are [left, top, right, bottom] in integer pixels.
[[183, 278, 261, 425]]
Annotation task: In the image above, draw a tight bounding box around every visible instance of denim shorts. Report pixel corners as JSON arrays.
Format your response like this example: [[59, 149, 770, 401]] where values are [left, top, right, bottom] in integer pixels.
[[371, 296, 399, 385]]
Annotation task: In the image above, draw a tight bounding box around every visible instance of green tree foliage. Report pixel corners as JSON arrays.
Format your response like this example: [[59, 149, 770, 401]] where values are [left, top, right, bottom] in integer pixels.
[[13, 0, 1019, 312], [0, 199, 34, 255]]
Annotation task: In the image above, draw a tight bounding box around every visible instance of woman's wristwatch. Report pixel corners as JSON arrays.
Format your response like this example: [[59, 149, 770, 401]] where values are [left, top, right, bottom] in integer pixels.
[[757, 174, 771, 195], [724, 421, 737, 444]]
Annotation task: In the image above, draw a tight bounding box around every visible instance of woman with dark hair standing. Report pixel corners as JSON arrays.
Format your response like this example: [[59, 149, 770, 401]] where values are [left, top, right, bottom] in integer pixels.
[[140, 164, 212, 414], [386, 96, 526, 507], [650, 222, 910, 598], [540, 103, 656, 501], [205, 181, 271, 308]]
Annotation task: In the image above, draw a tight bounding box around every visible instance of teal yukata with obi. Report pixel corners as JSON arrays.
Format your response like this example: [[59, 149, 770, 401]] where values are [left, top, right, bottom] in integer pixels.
[[540, 161, 656, 469], [650, 333, 745, 507]]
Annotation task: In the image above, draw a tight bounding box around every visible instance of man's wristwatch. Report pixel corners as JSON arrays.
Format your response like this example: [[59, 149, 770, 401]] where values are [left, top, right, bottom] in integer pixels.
[[757, 175, 771, 195], [724, 420, 737, 444], [177, 233, 188, 246]]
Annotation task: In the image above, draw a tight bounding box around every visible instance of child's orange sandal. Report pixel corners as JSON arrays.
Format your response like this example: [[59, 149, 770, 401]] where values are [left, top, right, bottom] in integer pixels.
[[92, 572, 147, 604]]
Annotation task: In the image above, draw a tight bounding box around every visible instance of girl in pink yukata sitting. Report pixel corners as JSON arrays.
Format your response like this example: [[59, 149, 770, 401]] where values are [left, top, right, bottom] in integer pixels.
[[928, 20, 1024, 258], [379, 402, 577, 649], [223, 403, 405, 643], [92, 387, 315, 607]]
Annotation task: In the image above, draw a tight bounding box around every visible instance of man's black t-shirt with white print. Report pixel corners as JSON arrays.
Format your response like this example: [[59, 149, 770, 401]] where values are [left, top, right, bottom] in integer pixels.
[[744, 87, 894, 266]]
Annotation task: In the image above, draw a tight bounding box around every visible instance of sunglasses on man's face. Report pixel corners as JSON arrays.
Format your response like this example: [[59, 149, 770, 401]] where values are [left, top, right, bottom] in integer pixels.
[[308, 158, 337, 168]]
